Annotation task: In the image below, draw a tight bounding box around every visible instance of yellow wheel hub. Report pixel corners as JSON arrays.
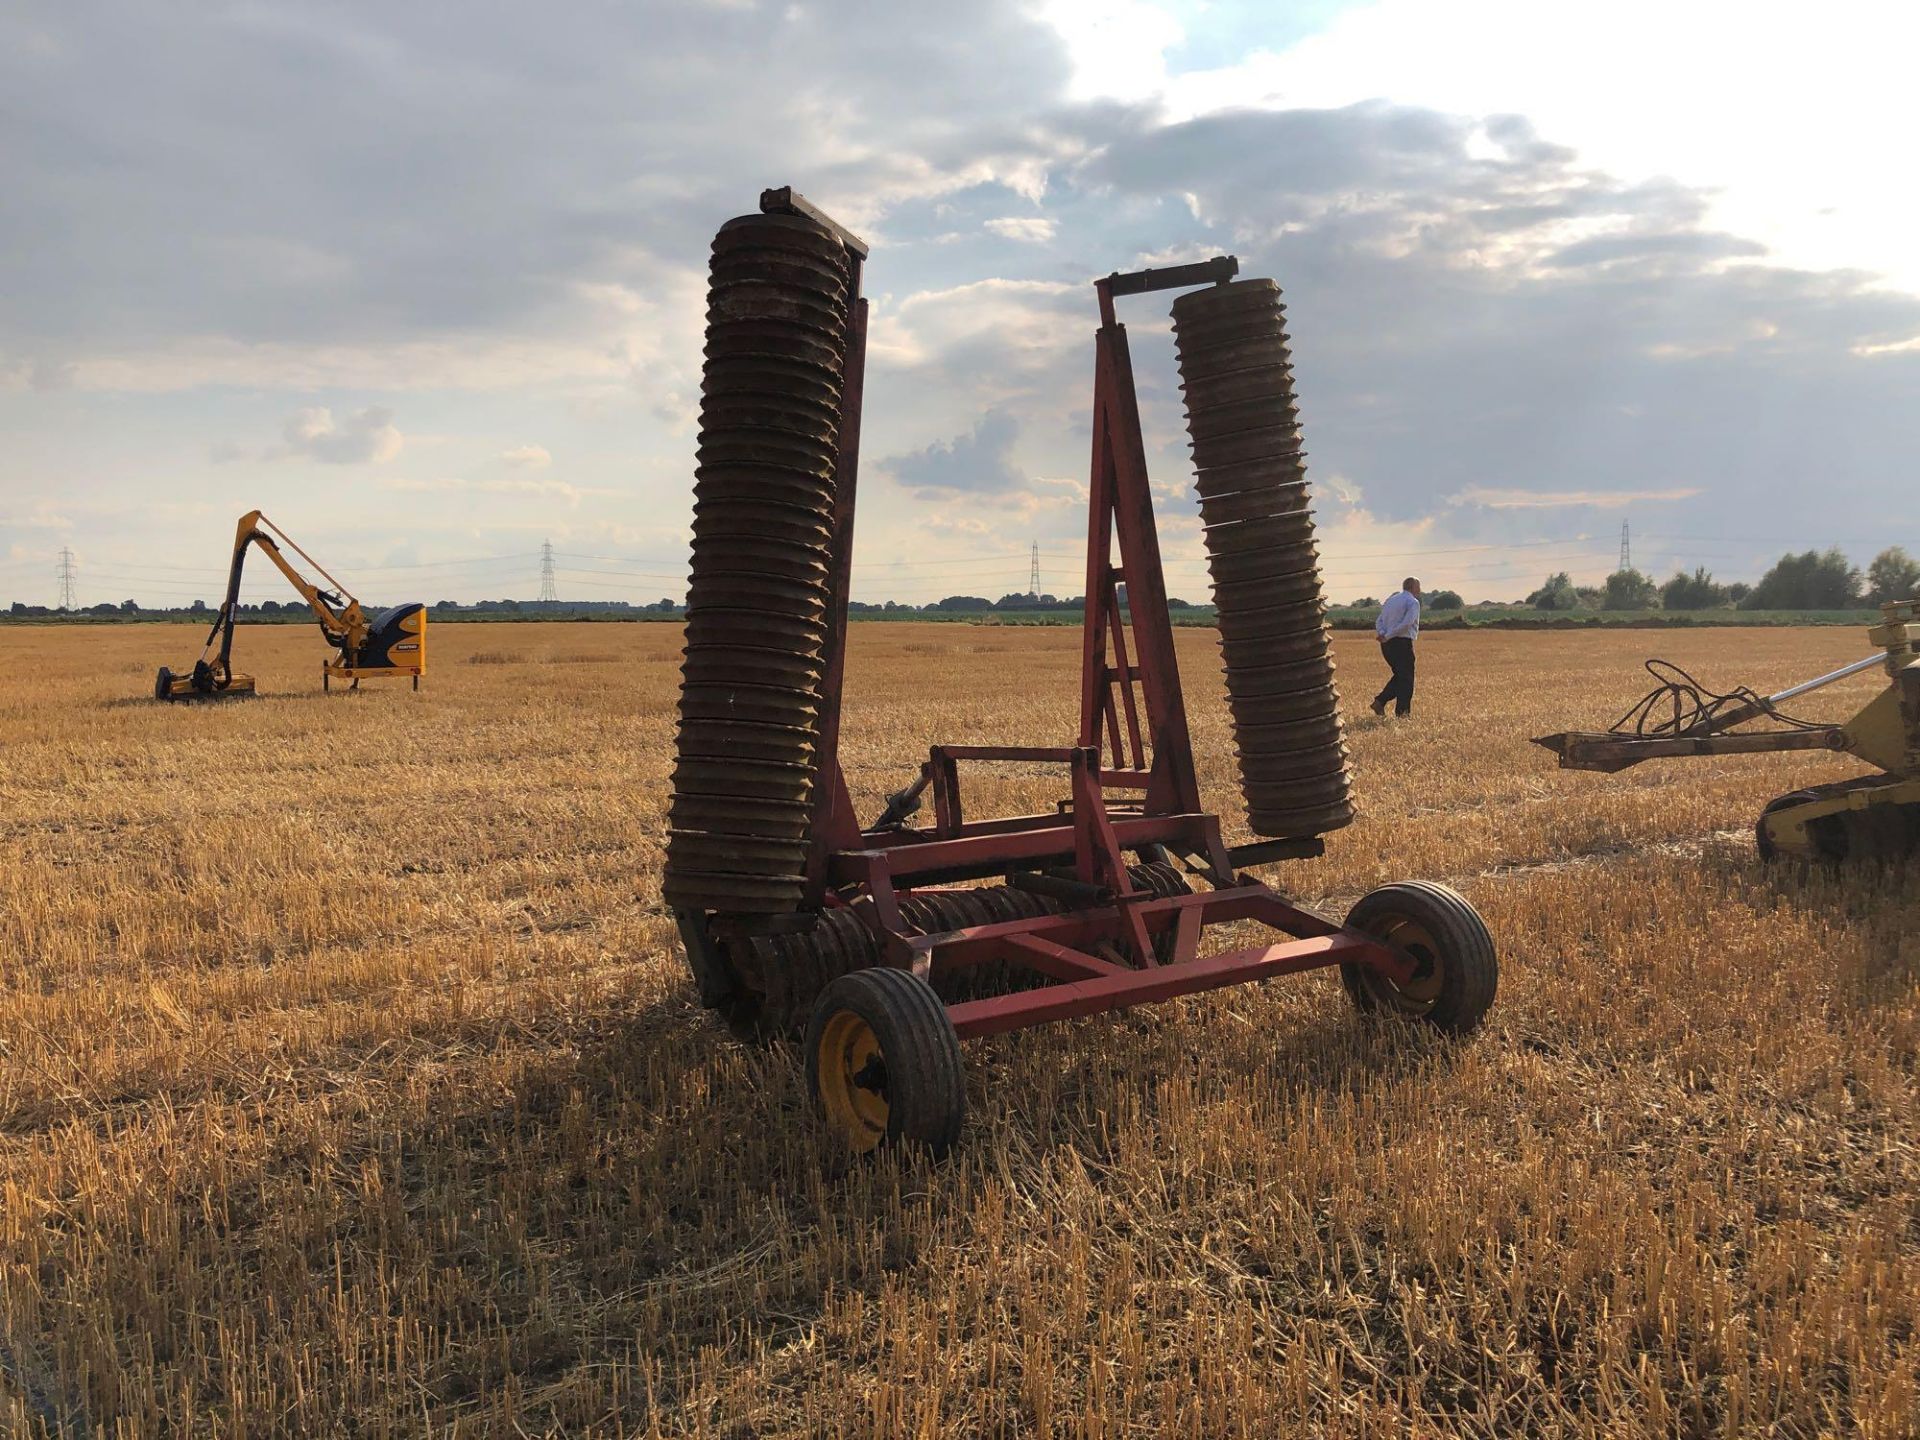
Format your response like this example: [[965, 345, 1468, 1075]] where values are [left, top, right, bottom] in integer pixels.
[[1361, 914, 1444, 1014], [815, 1009, 890, 1152]]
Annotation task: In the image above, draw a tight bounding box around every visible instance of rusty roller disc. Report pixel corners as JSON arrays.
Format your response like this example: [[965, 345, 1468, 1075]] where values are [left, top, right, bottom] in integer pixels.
[[1171, 309, 1291, 347], [668, 792, 813, 838], [1245, 770, 1353, 813], [691, 466, 837, 516], [663, 871, 808, 915], [1213, 514, 1320, 560], [1219, 627, 1335, 670], [1202, 498, 1310, 535], [703, 323, 846, 375], [1230, 711, 1345, 754], [706, 284, 845, 334], [673, 718, 817, 765], [1212, 570, 1328, 613], [1220, 628, 1332, 672], [1225, 657, 1338, 703], [1238, 745, 1351, 786], [1179, 363, 1296, 407], [708, 266, 847, 312], [687, 599, 829, 641], [672, 725, 806, 783], [1206, 545, 1322, 590], [688, 536, 831, 586], [679, 646, 823, 693], [1172, 276, 1284, 321], [1183, 396, 1303, 445], [690, 500, 833, 549], [1231, 687, 1343, 728], [1246, 798, 1355, 839], [678, 682, 818, 728], [1176, 335, 1296, 383], [1190, 424, 1303, 471], [1194, 455, 1309, 501], [1198, 474, 1305, 518], [671, 756, 814, 801], [698, 395, 843, 445], [705, 272, 844, 316], [708, 251, 850, 297], [683, 609, 828, 656], [695, 368, 837, 420], [664, 830, 812, 873], [1214, 597, 1328, 638], [1236, 760, 1344, 806], [714, 211, 850, 259], [1172, 316, 1291, 354], [702, 352, 843, 398], [694, 428, 841, 477], [684, 580, 831, 626]]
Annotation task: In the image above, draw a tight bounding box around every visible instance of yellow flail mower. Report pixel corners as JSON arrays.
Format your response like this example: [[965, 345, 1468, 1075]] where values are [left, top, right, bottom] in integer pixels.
[[155, 510, 425, 701], [1535, 599, 1920, 862]]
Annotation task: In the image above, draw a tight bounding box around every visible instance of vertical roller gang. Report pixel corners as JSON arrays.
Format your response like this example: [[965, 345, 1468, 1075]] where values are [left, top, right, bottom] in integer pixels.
[[1170, 279, 1354, 838], [663, 212, 853, 913]]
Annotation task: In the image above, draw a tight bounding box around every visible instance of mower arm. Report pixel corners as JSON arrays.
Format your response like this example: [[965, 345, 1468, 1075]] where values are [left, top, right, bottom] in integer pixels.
[[1533, 727, 1851, 772], [198, 510, 364, 678]]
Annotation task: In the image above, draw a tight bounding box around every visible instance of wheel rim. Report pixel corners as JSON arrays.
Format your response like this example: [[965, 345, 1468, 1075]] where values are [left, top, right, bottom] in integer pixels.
[[816, 1009, 890, 1152], [1357, 913, 1444, 1016]]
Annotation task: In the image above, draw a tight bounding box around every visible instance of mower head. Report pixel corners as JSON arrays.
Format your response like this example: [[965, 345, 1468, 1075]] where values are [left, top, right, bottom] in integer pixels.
[[154, 662, 257, 702]]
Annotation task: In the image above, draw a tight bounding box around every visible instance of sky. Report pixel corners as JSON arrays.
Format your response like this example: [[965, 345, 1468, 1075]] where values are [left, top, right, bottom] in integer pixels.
[[2, 0, 1915, 610]]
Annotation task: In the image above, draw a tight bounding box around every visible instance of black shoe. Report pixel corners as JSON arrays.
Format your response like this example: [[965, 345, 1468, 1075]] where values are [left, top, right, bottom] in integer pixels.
[[1370, 699, 1388, 717]]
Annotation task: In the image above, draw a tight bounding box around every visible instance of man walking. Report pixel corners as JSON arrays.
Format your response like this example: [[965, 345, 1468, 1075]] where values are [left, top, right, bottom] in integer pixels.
[[1371, 577, 1421, 717]]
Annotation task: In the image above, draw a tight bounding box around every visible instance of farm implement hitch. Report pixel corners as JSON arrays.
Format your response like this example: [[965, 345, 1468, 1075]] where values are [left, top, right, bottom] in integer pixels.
[[1535, 601, 1920, 861], [667, 189, 1499, 1156]]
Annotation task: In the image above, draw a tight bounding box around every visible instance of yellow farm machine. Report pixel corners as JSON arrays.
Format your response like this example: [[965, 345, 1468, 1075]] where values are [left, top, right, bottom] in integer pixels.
[[1535, 599, 1920, 861], [154, 510, 425, 701], [662, 187, 1500, 1157]]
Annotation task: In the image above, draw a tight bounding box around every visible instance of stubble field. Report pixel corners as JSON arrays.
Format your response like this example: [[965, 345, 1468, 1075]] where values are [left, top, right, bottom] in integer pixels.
[[0, 619, 1914, 1437]]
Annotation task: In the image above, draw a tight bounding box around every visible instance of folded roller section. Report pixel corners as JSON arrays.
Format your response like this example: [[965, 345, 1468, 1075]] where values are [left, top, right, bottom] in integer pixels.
[[1170, 278, 1354, 839], [663, 212, 853, 913]]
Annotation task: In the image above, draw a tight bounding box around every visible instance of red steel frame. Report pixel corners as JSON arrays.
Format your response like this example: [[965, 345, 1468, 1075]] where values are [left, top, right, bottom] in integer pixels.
[[764, 192, 1407, 1038]]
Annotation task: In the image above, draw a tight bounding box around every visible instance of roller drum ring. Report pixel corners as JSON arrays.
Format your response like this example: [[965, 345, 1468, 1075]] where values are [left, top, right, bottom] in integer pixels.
[[679, 646, 824, 693], [1190, 423, 1304, 471], [677, 682, 819, 728]]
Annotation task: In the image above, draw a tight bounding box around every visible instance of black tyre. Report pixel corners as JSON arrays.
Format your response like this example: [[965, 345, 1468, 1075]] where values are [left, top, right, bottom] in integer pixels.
[[153, 667, 173, 701], [805, 967, 964, 1158], [1341, 881, 1497, 1035]]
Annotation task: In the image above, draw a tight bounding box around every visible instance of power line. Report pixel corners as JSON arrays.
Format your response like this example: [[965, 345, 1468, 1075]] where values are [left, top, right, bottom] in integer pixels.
[[1028, 541, 1041, 597], [1619, 519, 1632, 573], [56, 548, 76, 611]]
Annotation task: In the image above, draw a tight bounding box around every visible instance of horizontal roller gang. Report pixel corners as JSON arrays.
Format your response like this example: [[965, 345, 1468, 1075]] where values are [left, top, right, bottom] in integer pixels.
[[663, 210, 853, 913], [1171, 279, 1354, 839], [733, 863, 1194, 1036]]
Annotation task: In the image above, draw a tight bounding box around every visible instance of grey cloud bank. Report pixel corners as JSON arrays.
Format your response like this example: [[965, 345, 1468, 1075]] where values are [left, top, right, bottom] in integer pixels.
[[1, 3, 1912, 599]]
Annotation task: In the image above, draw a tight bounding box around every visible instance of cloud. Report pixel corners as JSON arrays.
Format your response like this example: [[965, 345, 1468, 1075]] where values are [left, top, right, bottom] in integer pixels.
[[1449, 486, 1703, 510], [277, 406, 403, 464], [984, 216, 1057, 243], [0, 504, 73, 530], [4, 3, 1919, 599], [0, 3, 1077, 376], [880, 409, 1027, 494], [386, 475, 606, 507], [500, 444, 551, 469]]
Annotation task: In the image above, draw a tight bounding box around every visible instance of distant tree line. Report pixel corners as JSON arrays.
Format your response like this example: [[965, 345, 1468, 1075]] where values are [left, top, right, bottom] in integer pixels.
[[1523, 545, 1918, 613]]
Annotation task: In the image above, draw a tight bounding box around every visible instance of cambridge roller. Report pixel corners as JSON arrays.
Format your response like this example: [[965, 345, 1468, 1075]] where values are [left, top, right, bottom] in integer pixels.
[[1171, 279, 1354, 839], [663, 211, 854, 913]]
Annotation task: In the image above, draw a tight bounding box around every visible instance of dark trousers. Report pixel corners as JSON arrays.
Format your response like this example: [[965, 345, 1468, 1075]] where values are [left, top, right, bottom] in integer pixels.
[[1374, 637, 1415, 715]]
